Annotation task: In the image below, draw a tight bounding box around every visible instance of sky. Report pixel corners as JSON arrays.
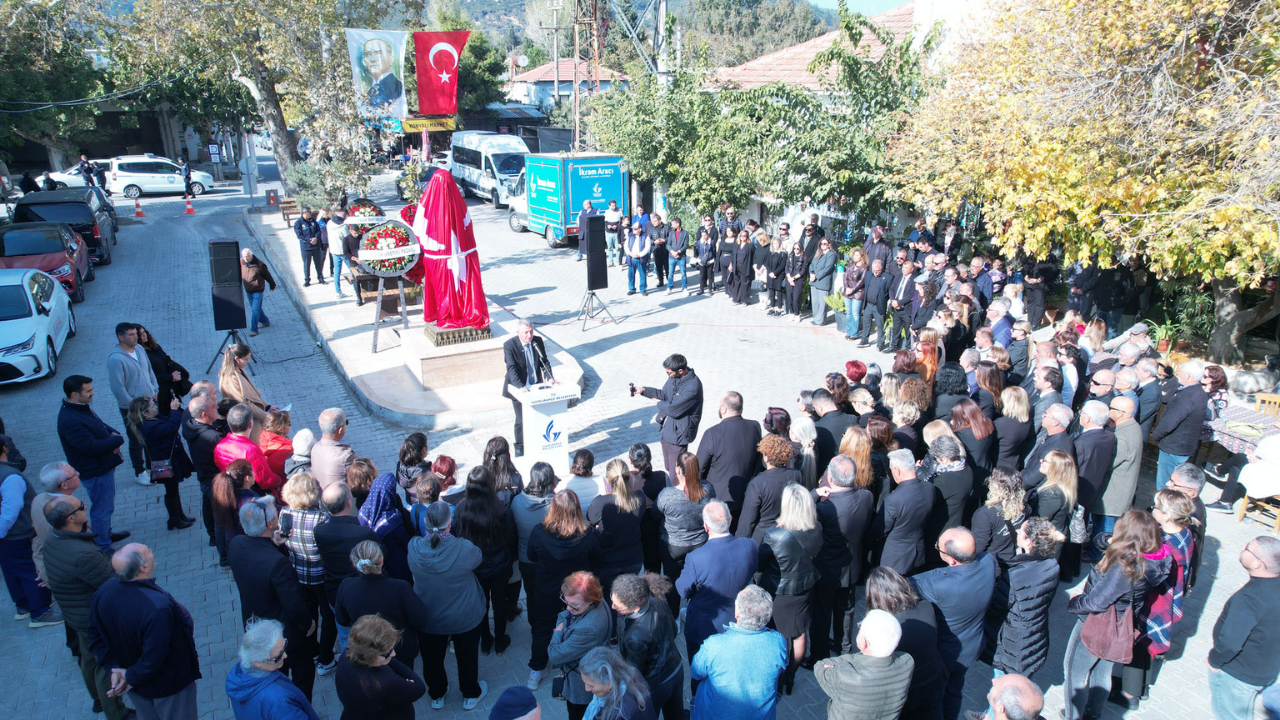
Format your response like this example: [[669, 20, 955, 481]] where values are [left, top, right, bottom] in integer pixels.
[[808, 0, 905, 13]]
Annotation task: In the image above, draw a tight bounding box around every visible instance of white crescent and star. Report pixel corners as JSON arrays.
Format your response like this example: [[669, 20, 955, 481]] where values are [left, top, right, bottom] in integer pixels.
[[428, 42, 459, 83]]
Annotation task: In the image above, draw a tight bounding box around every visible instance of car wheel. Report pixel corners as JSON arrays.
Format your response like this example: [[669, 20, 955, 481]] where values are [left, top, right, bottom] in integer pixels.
[[55, 182, 67, 189], [85, 263, 96, 282], [545, 224, 559, 249], [97, 243, 113, 266], [66, 305, 77, 338], [70, 272, 86, 303], [509, 210, 526, 233], [44, 340, 57, 378], [191, 182, 206, 195], [124, 185, 142, 199]]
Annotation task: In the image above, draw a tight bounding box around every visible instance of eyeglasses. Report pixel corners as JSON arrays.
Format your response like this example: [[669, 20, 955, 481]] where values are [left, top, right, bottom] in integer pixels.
[[270, 639, 289, 664], [380, 649, 395, 660], [559, 594, 586, 612], [71, 503, 86, 514]]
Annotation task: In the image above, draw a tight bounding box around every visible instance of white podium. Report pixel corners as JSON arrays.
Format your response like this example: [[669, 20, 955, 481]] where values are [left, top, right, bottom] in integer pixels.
[[509, 383, 581, 475]]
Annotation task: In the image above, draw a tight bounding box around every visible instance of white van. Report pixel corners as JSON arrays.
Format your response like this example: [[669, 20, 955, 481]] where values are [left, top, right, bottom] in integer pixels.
[[450, 131, 530, 206]]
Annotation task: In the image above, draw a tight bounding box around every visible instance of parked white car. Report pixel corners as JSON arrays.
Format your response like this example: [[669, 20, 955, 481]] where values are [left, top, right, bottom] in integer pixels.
[[0, 268, 76, 384], [49, 155, 214, 198]]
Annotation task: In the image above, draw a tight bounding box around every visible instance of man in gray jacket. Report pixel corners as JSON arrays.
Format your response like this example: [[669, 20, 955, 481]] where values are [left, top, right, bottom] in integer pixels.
[[106, 322, 157, 484], [43, 496, 130, 720], [814, 609, 915, 720], [310, 408, 355, 489], [1090, 396, 1143, 560]]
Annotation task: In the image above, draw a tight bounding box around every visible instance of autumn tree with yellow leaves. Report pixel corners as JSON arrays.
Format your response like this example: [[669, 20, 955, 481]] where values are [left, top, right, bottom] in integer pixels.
[[892, 0, 1280, 362]]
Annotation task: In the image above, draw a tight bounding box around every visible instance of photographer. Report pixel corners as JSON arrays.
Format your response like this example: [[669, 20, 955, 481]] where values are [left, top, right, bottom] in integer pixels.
[[633, 354, 704, 475]]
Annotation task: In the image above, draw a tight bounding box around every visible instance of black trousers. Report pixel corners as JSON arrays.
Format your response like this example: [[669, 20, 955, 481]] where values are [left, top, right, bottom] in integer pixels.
[[889, 308, 911, 350], [659, 541, 701, 617], [650, 665, 686, 720], [769, 284, 785, 308], [477, 573, 510, 644], [809, 579, 852, 661], [510, 397, 524, 451], [301, 582, 337, 665], [661, 441, 686, 479], [199, 479, 216, 544], [720, 266, 734, 294], [118, 407, 144, 475], [860, 305, 886, 347], [282, 623, 317, 701], [785, 282, 804, 315], [732, 273, 751, 304], [528, 592, 558, 672], [160, 478, 185, 524], [423, 621, 482, 699], [1025, 289, 1047, 328], [301, 248, 326, 282], [653, 247, 669, 285], [698, 263, 716, 293]]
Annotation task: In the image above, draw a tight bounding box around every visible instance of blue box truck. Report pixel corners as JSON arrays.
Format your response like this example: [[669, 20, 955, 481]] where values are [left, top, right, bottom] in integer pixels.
[[500, 153, 629, 249]]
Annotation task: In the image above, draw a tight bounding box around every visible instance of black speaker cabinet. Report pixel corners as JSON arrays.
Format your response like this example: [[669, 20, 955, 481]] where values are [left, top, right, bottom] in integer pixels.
[[585, 216, 608, 291], [584, 215, 607, 254], [209, 239, 247, 331]]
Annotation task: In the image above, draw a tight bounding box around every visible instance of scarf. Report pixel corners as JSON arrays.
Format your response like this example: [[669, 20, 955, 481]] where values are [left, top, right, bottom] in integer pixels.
[[358, 472, 404, 538]]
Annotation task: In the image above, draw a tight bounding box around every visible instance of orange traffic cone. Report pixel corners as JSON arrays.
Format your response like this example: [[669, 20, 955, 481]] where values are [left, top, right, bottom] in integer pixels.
[[133, 198, 146, 218], [183, 194, 196, 215]]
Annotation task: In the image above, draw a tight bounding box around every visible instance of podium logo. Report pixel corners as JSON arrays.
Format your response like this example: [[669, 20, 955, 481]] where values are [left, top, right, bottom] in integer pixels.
[[543, 420, 561, 443]]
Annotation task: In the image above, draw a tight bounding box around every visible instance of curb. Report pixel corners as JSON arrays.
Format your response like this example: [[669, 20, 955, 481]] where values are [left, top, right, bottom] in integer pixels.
[[239, 206, 510, 432]]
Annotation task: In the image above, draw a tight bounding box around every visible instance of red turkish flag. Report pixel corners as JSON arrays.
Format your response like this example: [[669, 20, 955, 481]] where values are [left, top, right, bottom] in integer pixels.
[[414, 31, 470, 116]]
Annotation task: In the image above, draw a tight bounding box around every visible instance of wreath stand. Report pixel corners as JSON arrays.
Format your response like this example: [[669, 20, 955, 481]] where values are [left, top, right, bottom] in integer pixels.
[[370, 276, 411, 353]]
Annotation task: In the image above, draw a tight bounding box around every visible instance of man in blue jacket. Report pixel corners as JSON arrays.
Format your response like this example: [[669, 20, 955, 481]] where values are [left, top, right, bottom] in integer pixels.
[[676, 501, 757, 668], [56, 375, 129, 552], [227, 618, 321, 720], [293, 209, 326, 286], [89, 544, 201, 720]]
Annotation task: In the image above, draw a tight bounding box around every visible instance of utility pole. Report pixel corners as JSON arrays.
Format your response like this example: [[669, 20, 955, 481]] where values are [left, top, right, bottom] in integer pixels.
[[551, 0, 562, 102], [573, 0, 582, 150], [655, 0, 669, 83]]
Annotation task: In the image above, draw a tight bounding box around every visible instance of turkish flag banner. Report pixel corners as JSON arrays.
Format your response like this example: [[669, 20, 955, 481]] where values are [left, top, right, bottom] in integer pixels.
[[414, 31, 470, 116]]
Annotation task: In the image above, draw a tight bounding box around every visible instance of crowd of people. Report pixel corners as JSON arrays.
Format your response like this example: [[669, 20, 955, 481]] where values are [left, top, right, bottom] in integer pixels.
[[2, 222, 1280, 720]]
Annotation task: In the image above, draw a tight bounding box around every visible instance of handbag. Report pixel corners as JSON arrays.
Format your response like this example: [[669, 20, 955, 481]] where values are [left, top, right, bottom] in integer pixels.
[[145, 433, 178, 483], [1068, 504, 1090, 545], [1080, 586, 1140, 664]]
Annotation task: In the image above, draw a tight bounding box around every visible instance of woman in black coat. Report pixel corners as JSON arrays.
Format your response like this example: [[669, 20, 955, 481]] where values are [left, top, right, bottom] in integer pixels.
[[784, 242, 808, 319], [335, 541, 433, 672], [731, 231, 755, 306], [951, 398, 996, 489], [993, 386, 1033, 470], [765, 237, 788, 315], [453, 467, 518, 655], [736, 436, 803, 543], [138, 325, 191, 416], [926, 435, 974, 532], [974, 361, 1004, 421], [982, 518, 1061, 683], [128, 395, 195, 529], [588, 460, 646, 600], [757, 484, 823, 694], [717, 235, 738, 297], [971, 468, 1027, 564], [1028, 449, 1076, 538], [867, 567, 945, 720]]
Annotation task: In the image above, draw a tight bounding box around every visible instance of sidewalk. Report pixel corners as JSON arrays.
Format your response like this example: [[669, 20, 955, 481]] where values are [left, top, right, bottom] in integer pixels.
[[241, 207, 584, 430]]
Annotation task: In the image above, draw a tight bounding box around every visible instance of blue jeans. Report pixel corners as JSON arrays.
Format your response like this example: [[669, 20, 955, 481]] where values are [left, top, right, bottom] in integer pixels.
[[1157, 450, 1191, 491], [1063, 619, 1111, 720], [81, 469, 116, 551], [1088, 514, 1117, 560], [1210, 667, 1264, 720], [332, 255, 351, 296], [668, 257, 688, 290], [628, 257, 648, 293], [846, 298, 863, 338], [245, 291, 269, 332], [0, 536, 51, 617], [335, 612, 350, 654], [605, 232, 620, 263], [1262, 683, 1280, 720]]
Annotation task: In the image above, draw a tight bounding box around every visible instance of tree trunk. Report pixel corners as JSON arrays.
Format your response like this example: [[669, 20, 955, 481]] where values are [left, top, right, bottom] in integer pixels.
[[1208, 279, 1280, 364], [236, 57, 301, 194]]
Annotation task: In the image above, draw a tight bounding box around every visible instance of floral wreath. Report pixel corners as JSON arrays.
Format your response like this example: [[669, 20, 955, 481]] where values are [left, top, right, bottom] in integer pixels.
[[347, 198, 384, 218], [361, 221, 419, 276]]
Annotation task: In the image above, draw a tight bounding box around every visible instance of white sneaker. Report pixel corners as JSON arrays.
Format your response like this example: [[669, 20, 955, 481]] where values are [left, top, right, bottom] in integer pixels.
[[526, 670, 542, 690], [315, 659, 337, 676], [431, 697, 445, 710], [134, 471, 152, 486], [462, 681, 488, 711]]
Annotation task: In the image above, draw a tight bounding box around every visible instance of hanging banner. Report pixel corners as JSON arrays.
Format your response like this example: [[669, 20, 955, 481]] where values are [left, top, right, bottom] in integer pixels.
[[345, 29, 410, 118], [414, 31, 471, 117]]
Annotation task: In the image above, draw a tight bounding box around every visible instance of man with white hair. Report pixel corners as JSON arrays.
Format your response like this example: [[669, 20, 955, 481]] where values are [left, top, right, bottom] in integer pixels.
[[1135, 357, 1164, 437], [502, 319, 555, 457], [31, 461, 79, 582], [960, 349, 981, 395], [310, 407, 354, 489], [239, 247, 276, 337], [873, 449, 936, 575], [980, 672, 1044, 720], [1114, 367, 1140, 404], [226, 618, 320, 719], [182, 395, 226, 548], [1022, 404, 1076, 491], [986, 298, 1014, 347], [1152, 359, 1210, 490], [812, 455, 875, 660], [1103, 321, 1159, 357], [815, 608, 914, 720], [676, 500, 758, 664], [1116, 341, 1142, 369], [689, 585, 788, 720], [1074, 400, 1117, 566]]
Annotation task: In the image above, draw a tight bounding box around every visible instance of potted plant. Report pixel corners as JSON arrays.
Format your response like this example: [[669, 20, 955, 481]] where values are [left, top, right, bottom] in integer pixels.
[[826, 293, 847, 332], [1152, 321, 1179, 354]]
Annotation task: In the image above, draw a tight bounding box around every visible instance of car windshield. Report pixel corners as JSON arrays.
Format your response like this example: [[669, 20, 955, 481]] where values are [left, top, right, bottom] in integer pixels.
[[492, 153, 526, 175], [0, 230, 64, 257], [14, 203, 91, 225], [0, 286, 31, 321]]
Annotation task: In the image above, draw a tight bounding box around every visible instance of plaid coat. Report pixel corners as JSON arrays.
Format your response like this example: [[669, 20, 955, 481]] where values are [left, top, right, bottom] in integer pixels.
[[1139, 529, 1194, 656]]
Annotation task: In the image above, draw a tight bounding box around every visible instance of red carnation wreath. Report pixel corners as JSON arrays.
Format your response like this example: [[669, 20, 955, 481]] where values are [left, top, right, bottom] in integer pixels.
[[347, 198, 384, 218], [360, 221, 419, 276]]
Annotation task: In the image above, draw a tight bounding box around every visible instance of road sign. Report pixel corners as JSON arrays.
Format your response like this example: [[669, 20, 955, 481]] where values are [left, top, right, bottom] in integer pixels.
[[207, 143, 222, 163]]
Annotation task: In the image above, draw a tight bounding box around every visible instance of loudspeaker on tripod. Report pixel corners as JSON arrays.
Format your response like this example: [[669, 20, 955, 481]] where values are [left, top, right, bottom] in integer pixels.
[[209, 238, 247, 332], [585, 215, 608, 292]]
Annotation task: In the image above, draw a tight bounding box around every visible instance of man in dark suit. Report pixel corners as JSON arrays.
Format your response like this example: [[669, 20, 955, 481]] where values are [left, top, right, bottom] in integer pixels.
[[696, 391, 762, 519], [1073, 401, 1117, 512], [1031, 365, 1064, 440], [313, 484, 375, 610], [181, 396, 226, 550], [863, 226, 893, 270], [1152, 359, 1210, 490], [811, 455, 876, 661], [1022, 403, 1076, 491], [813, 389, 856, 476], [911, 528, 998, 720], [858, 259, 892, 350], [637, 353, 704, 475], [1136, 357, 1165, 439], [886, 254, 916, 352], [873, 450, 935, 576], [1067, 259, 1099, 318], [675, 501, 757, 666], [502, 320, 555, 457], [228, 497, 317, 700]]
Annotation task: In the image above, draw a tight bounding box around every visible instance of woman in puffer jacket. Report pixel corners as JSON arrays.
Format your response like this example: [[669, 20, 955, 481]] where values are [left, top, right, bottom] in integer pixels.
[[981, 518, 1062, 689], [1061, 510, 1171, 720]]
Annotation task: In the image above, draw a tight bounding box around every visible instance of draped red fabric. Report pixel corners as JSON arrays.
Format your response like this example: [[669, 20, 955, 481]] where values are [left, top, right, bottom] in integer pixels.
[[413, 170, 490, 328]]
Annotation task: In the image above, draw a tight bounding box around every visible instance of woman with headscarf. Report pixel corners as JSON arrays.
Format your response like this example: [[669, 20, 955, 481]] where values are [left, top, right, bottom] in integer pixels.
[[358, 471, 414, 583]]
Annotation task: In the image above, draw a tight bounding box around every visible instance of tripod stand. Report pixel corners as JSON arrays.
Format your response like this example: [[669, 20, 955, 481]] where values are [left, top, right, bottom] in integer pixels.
[[205, 329, 257, 375], [576, 289, 617, 332]]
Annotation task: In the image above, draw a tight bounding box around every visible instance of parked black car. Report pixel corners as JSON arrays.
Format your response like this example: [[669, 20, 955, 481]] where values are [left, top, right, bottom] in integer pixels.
[[12, 188, 117, 265]]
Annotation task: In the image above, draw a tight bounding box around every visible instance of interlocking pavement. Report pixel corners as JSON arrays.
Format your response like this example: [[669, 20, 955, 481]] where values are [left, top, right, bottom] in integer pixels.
[[0, 159, 1267, 719]]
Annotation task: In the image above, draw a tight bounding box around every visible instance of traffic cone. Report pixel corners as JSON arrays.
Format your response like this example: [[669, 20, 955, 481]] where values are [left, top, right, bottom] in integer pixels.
[[183, 194, 196, 215], [133, 198, 146, 218]]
